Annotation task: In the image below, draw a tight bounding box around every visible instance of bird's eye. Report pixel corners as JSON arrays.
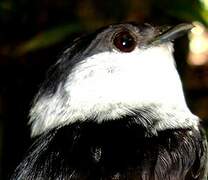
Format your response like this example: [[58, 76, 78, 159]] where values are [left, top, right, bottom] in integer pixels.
[[113, 31, 136, 52]]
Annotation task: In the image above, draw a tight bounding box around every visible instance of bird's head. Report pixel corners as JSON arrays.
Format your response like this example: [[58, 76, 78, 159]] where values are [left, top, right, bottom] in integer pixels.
[[29, 23, 198, 136]]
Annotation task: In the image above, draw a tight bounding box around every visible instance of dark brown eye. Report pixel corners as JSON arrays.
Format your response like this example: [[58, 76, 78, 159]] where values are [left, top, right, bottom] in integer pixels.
[[113, 31, 136, 52]]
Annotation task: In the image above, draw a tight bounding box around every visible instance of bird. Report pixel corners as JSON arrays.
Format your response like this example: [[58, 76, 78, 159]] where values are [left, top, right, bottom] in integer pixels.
[[11, 22, 208, 180]]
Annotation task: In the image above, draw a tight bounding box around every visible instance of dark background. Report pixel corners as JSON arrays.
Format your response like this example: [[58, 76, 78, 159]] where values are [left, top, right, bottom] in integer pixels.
[[1, 0, 208, 179]]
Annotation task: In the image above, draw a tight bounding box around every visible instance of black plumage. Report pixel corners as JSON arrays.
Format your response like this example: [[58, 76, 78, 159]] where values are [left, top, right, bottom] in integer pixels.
[[11, 115, 207, 179]]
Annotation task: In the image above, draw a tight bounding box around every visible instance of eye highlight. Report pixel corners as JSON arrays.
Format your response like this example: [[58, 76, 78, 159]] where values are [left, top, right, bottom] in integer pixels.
[[113, 30, 136, 53]]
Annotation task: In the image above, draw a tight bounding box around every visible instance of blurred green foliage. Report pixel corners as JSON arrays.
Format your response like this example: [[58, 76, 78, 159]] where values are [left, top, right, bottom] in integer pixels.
[[152, 0, 208, 25], [15, 23, 83, 55]]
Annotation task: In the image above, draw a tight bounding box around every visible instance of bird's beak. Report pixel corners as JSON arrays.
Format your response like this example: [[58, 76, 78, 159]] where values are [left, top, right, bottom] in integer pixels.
[[149, 23, 194, 46]]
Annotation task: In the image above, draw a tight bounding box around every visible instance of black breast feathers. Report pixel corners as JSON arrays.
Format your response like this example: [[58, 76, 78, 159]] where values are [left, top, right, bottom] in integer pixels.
[[11, 115, 207, 180]]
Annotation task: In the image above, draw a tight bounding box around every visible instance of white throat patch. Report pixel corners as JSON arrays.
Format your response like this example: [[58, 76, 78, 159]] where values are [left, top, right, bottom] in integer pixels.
[[29, 44, 199, 136]]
